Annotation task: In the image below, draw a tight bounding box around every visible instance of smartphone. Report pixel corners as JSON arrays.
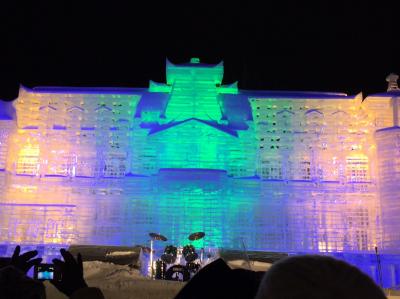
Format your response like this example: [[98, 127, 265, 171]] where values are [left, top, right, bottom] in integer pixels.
[[34, 264, 57, 281]]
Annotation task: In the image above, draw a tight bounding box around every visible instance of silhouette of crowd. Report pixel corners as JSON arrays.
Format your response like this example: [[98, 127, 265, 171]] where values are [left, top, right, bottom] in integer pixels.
[[0, 245, 387, 299], [0, 246, 104, 299]]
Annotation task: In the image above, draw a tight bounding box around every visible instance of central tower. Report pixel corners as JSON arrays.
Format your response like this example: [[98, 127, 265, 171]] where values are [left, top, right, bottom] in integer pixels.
[[164, 58, 224, 121]]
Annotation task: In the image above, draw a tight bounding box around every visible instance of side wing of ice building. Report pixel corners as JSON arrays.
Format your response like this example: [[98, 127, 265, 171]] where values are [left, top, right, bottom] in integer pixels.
[[0, 59, 399, 255]]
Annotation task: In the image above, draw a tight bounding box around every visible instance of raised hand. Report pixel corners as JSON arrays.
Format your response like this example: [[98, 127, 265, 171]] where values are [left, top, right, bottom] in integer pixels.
[[50, 249, 88, 297], [10, 245, 42, 274]]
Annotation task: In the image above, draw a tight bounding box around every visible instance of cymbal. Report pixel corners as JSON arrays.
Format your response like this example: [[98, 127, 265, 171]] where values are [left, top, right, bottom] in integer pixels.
[[149, 232, 167, 241], [188, 232, 205, 241]]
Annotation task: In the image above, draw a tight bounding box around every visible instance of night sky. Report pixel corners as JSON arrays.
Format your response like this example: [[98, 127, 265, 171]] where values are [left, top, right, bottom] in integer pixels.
[[0, 1, 398, 101]]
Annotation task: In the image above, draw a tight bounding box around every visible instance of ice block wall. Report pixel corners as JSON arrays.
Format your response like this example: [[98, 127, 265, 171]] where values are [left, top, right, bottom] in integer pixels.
[[8, 87, 141, 177], [0, 170, 378, 252], [248, 95, 375, 183], [375, 127, 400, 251]]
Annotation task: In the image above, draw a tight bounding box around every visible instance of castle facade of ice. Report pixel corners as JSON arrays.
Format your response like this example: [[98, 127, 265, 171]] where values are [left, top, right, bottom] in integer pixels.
[[0, 59, 400, 279]]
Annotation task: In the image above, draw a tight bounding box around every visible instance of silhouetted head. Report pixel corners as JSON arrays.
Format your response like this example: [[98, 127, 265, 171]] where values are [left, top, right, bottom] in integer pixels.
[[0, 266, 46, 299], [174, 258, 265, 299], [255, 255, 386, 299]]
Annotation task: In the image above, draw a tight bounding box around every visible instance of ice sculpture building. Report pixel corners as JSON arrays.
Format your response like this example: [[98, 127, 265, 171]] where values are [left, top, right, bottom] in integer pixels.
[[1, 58, 400, 285]]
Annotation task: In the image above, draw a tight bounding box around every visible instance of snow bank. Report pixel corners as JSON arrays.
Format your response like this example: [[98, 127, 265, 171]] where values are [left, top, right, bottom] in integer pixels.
[[45, 261, 184, 299]]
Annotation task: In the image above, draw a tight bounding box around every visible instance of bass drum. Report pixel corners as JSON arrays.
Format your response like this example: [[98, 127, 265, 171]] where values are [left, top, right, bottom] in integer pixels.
[[165, 265, 191, 282]]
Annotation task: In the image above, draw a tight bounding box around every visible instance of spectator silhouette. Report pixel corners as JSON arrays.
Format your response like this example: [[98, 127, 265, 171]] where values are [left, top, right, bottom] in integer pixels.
[[0, 245, 44, 299], [174, 258, 265, 299], [51, 248, 104, 299], [10, 245, 43, 274], [0, 265, 46, 299], [0, 246, 104, 299], [255, 255, 387, 299]]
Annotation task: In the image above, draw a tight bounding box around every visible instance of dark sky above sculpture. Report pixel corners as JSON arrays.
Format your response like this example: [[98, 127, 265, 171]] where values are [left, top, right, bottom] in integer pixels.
[[0, 1, 398, 100]]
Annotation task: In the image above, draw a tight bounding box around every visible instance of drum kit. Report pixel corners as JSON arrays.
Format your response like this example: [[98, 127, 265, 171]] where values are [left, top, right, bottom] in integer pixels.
[[147, 231, 206, 282]]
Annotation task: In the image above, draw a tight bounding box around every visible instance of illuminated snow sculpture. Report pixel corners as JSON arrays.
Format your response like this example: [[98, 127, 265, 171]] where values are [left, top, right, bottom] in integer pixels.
[[0, 59, 400, 286]]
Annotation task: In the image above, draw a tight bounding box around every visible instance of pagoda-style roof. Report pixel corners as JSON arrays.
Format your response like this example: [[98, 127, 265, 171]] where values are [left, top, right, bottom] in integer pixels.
[[147, 117, 238, 137]]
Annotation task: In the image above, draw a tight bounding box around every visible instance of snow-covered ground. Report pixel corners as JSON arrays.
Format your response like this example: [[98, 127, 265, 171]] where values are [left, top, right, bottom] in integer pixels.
[[227, 259, 272, 272], [44, 259, 272, 299], [44, 261, 183, 299]]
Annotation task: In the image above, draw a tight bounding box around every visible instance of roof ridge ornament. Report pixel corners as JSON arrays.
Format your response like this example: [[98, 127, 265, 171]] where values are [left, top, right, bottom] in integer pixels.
[[386, 73, 399, 91]]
